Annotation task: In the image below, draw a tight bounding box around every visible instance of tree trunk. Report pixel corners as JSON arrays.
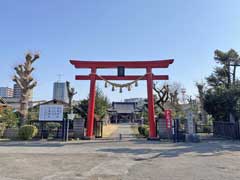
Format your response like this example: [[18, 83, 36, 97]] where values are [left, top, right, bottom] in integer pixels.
[[196, 83, 208, 124], [233, 65, 236, 86], [19, 90, 29, 126], [227, 62, 231, 88]]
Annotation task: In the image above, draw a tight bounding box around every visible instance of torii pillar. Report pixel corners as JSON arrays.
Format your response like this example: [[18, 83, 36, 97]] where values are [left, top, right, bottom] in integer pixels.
[[146, 67, 156, 138], [87, 67, 96, 138]]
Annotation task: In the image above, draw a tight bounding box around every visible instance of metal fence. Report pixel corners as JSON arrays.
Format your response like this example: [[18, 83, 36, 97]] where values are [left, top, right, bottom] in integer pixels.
[[213, 121, 240, 139]]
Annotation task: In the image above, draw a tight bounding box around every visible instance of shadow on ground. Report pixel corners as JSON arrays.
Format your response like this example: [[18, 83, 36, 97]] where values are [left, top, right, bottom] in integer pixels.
[[0, 138, 240, 159], [97, 140, 240, 160]]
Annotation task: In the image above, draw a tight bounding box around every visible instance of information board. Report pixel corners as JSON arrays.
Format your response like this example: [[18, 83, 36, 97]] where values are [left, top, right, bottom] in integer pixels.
[[39, 105, 64, 121]]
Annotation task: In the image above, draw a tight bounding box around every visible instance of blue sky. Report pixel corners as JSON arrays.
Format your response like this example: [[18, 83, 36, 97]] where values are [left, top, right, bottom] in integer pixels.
[[0, 0, 240, 102]]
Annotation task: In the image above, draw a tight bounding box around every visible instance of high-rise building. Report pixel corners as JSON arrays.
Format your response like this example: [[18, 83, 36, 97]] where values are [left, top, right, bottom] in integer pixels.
[[13, 84, 33, 100], [53, 82, 69, 103], [13, 84, 22, 98], [0, 87, 13, 97]]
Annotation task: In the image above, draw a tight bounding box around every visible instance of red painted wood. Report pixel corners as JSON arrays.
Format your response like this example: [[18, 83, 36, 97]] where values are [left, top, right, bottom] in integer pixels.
[[146, 67, 157, 138], [70, 59, 174, 140], [70, 59, 174, 69], [86, 68, 96, 138], [75, 75, 169, 80]]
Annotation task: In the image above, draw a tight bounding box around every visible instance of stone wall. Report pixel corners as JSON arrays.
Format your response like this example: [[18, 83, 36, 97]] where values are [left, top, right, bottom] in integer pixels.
[[157, 118, 172, 139], [3, 128, 19, 139]]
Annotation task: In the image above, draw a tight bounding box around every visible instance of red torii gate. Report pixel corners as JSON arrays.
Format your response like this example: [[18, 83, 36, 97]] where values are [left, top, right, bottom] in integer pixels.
[[70, 59, 174, 139]]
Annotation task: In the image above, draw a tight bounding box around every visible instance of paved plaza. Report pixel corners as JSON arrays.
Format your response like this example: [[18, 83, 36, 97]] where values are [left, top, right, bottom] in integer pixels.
[[0, 124, 240, 180]]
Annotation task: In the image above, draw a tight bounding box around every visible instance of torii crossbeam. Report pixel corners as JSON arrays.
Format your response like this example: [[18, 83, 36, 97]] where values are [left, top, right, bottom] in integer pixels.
[[70, 59, 174, 139]]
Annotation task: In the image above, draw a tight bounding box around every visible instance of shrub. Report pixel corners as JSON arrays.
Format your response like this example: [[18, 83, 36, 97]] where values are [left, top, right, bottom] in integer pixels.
[[203, 126, 212, 133], [0, 109, 18, 128], [138, 126, 144, 135], [143, 127, 149, 137], [138, 125, 149, 137], [46, 122, 61, 131], [18, 125, 38, 140]]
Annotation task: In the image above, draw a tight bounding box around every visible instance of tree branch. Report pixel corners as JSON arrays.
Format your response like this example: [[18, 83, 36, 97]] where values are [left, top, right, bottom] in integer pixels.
[[27, 81, 37, 89]]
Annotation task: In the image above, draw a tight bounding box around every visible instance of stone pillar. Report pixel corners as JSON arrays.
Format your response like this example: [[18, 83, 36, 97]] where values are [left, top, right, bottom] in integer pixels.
[[73, 118, 85, 139]]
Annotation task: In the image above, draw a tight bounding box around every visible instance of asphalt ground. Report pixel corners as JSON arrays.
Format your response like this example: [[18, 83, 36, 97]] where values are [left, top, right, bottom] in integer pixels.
[[0, 124, 240, 180]]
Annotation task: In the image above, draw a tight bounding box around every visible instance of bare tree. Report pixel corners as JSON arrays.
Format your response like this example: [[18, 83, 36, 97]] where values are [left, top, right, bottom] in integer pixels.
[[153, 83, 169, 112], [66, 81, 77, 113], [169, 90, 178, 105], [13, 53, 39, 126], [169, 82, 181, 105]]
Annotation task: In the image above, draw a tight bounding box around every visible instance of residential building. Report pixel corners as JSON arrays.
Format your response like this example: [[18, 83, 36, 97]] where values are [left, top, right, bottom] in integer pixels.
[[0, 87, 13, 97], [3, 97, 21, 110], [13, 84, 22, 98], [0, 96, 11, 112], [31, 99, 70, 112], [13, 84, 32, 100]]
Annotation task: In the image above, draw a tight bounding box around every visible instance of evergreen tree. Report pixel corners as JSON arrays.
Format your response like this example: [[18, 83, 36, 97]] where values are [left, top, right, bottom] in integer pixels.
[[74, 87, 110, 121], [204, 49, 240, 121]]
